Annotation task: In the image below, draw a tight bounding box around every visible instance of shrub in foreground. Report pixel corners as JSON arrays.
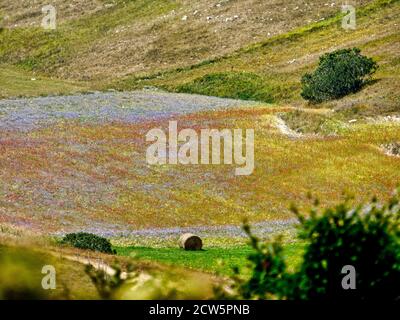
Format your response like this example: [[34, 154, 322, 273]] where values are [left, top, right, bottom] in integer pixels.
[[221, 191, 400, 300], [301, 48, 378, 103], [293, 194, 400, 300], [61, 232, 115, 254]]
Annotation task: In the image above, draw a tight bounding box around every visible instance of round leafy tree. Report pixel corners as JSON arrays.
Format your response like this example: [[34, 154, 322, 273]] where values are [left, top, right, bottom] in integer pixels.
[[301, 48, 378, 103], [61, 232, 115, 254]]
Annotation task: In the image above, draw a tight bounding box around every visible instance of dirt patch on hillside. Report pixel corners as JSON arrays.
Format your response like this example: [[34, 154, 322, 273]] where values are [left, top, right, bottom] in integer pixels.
[[381, 142, 400, 157]]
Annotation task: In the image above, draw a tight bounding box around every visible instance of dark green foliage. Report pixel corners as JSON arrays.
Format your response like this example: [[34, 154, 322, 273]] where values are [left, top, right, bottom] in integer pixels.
[[176, 72, 274, 103], [62, 232, 115, 254], [229, 225, 292, 300], [301, 48, 378, 103], [224, 191, 400, 300], [293, 194, 400, 300]]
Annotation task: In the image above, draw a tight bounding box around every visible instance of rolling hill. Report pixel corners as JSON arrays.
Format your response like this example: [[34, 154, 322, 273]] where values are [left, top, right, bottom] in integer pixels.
[[1, 0, 372, 81], [0, 1, 399, 297]]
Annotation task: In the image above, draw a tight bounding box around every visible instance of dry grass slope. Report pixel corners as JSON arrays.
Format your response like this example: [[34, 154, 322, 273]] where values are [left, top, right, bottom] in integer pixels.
[[115, 0, 399, 116], [0, 0, 372, 81]]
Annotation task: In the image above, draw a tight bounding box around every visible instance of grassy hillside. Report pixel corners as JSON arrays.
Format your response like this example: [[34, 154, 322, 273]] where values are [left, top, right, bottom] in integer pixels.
[[0, 0, 398, 233], [0, 65, 88, 98], [114, 0, 399, 117], [0, 0, 397, 114], [0, 1, 399, 289], [0, 0, 371, 83], [1, 0, 397, 115]]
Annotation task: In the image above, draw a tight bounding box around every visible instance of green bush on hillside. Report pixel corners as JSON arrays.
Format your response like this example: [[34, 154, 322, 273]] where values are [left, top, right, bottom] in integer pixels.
[[61, 232, 115, 254], [221, 191, 400, 300], [176, 72, 274, 103], [301, 48, 378, 103]]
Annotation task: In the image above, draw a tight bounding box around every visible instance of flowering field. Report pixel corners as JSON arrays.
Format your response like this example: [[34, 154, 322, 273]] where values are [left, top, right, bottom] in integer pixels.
[[1, 93, 399, 238]]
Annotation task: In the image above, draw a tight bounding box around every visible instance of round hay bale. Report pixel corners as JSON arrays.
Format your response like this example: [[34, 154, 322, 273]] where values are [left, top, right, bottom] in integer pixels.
[[179, 233, 203, 251]]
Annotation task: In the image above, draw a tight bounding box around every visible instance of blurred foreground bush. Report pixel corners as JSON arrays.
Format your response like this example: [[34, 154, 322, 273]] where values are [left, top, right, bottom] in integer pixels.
[[85, 263, 212, 300], [0, 246, 48, 299], [219, 191, 400, 300]]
